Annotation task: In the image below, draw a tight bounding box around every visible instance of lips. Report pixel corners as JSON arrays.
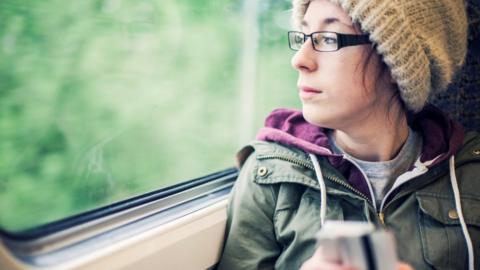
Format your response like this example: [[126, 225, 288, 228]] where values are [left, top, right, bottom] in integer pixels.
[[298, 85, 322, 100], [299, 86, 322, 93]]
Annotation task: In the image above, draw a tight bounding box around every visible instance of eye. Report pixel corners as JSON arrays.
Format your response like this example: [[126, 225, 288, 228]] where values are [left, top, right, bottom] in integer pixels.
[[312, 33, 337, 45], [321, 35, 337, 45]]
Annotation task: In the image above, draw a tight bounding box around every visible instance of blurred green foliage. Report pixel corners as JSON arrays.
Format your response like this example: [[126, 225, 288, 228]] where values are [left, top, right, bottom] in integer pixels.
[[0, 0, 298, 232]]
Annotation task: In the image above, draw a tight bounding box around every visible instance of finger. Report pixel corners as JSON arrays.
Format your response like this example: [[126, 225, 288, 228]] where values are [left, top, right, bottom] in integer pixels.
[[397, 262, 414, 270]]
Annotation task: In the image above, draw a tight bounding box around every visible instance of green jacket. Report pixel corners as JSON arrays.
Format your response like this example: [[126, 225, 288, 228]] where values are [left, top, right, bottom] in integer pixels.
[[217, 131, 480, 270]]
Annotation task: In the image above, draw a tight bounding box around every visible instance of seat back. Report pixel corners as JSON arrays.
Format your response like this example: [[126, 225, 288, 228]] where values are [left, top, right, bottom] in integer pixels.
[[430, 0, 480, 131]]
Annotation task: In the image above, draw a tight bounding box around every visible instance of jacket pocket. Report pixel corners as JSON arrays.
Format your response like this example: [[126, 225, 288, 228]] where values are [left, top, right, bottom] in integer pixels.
[[416, 193, 480, 270]]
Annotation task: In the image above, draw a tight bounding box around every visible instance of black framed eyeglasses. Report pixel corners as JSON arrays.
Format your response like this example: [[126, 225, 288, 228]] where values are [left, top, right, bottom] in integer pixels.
[[288, 31, 371, 52]]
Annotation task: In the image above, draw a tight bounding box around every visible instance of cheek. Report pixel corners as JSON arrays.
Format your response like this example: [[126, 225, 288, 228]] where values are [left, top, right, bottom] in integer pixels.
[[332, 50, 381, 102], [327, 60, 367, 100], [320, 51, 365, 84], [303, 61, 374, 117], [338, 55, 367, 85]]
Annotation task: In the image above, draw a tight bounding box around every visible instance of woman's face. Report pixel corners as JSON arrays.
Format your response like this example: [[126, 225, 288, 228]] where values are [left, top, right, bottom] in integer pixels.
[[292, 0, 392, 130]]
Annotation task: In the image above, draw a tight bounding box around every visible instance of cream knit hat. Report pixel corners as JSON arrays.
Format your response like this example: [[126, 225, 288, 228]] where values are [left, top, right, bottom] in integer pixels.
[[292, 0, 468, 112]]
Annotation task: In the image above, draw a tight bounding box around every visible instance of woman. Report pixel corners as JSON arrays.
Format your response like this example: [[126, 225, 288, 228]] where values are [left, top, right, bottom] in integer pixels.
[[218, 0, 479, 269]]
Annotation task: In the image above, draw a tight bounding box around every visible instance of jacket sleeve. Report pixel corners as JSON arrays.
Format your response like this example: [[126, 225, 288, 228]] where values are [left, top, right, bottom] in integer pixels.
[[217, 154, 281, 270]]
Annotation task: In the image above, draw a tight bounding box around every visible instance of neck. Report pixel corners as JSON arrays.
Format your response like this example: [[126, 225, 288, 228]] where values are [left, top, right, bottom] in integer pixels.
[[333, 109, 409, 162]]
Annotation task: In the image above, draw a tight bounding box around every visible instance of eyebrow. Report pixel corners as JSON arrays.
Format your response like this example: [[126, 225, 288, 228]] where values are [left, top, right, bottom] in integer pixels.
[[301, 17, 354, 29]]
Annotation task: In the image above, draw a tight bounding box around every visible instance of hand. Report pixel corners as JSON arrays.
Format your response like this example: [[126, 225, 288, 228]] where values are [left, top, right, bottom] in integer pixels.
[[299, 247, 356, 270], [397, 262, 414, 270], [300, 247, 415, 270]]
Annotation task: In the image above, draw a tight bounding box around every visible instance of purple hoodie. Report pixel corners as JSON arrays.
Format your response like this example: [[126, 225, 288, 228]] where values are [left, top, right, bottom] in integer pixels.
[[256, 104, 465, 197]]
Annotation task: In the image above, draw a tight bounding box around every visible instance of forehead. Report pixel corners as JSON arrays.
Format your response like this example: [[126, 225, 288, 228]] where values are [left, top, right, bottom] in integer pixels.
[[302, 0, 354, 30]]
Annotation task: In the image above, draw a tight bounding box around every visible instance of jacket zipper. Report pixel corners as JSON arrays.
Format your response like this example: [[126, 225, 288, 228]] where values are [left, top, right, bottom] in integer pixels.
[[377, 159, 442, 226], [378, 165, 447, 222], [341, 155, 377, 212], [378, 212, 385, 225], [256, 154, 374, 208]]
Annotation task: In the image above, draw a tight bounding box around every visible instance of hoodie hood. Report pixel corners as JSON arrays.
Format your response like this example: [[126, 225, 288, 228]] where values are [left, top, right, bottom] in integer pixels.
[[256, 104, 465, 197], [257, 104, 464, 166]]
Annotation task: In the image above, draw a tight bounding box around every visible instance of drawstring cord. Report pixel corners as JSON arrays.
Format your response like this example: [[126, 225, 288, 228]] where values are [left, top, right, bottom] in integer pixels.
[[449, 155, 474, 270], [309, 154, 327, 226]]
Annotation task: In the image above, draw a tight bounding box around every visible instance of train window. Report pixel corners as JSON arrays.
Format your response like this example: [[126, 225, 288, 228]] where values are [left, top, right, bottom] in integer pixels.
[[0, 0, 296, 233]]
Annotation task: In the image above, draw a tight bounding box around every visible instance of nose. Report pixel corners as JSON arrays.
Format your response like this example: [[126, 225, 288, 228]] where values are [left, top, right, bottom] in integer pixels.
[[291, 38, 318, 72]]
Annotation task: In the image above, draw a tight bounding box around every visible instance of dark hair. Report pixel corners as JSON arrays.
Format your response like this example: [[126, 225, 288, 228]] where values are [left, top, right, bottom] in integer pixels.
[[359, 42, 414, 125], [349, 22, 415, 125]]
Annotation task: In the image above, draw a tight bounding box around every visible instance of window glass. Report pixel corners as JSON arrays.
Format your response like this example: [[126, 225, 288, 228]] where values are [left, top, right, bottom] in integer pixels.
[[0, 0, 297, 232]]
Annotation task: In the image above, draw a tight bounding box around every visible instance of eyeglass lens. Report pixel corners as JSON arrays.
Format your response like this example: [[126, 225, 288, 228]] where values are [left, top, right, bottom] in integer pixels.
[[289, 32, 338, 52]]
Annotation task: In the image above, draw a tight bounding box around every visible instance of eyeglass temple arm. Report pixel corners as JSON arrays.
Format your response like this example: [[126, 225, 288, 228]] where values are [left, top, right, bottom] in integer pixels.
[[338, 33, 371, 48]]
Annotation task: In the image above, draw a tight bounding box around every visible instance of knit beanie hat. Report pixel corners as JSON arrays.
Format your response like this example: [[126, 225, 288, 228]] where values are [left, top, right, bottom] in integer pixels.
[[292, 0, 468, 112]]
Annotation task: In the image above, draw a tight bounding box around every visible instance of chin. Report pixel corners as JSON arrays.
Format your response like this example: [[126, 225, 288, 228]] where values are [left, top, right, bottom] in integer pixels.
[[302, 104, 332, 128]]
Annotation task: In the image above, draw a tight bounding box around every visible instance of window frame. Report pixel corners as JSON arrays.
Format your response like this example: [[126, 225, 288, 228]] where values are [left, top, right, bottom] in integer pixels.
[[0, 168, 237, 267]]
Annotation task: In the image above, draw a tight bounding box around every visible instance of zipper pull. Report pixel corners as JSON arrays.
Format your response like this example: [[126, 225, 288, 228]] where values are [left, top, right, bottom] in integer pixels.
[[378, 212, 385, 226]]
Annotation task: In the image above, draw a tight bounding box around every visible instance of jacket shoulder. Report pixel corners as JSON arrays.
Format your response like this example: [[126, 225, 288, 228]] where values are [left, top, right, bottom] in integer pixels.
[[236, 140, 309, 168], [235, 141, 320, 189]]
